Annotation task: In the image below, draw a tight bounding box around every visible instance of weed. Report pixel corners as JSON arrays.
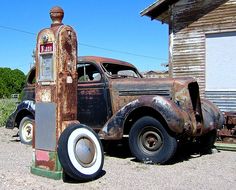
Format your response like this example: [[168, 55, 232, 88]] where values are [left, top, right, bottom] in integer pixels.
[[0, 99, 17, 127]]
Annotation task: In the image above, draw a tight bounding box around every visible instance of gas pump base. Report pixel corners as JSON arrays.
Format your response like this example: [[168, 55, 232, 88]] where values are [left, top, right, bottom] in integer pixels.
[[31, 150, 62, 180], [31, 167, 62, 180]]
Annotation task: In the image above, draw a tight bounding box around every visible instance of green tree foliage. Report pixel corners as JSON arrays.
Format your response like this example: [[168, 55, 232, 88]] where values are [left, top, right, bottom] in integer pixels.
[[0, 68, 26, 98]]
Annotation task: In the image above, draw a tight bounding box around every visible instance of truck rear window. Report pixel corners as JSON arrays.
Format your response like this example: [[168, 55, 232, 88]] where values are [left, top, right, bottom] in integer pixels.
[[102, 62, 141, 78]]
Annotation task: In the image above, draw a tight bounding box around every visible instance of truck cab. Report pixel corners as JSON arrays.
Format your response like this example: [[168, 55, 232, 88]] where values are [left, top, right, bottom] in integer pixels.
[[76, 56, 142, 132]]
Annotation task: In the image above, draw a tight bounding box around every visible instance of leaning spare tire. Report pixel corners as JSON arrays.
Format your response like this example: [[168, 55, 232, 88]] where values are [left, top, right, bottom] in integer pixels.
[[58, 124, 104, 181]]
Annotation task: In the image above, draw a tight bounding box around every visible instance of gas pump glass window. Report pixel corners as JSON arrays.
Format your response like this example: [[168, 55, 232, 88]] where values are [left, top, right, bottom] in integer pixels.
[[39, 54, 54, 81], [77, 63, 101, 82]]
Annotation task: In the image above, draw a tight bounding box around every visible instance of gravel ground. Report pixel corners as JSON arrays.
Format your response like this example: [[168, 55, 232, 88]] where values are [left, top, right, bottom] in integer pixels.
[[0, 127, 236, 190]]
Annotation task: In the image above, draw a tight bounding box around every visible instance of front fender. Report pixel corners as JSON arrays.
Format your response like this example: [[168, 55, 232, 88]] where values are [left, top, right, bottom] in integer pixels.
[[201, 98, 224, 134], [5, 100, 35, 129], [152, 96, 187, 134], [99, 96, 187, 140]]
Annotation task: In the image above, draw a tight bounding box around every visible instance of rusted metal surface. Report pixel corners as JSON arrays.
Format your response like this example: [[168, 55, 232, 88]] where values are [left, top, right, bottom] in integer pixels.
[[218, 128, 236, 143], [225, 112, 236, 126], [8, 54, 223, 143], [217, 112, 236, 143], [56, 24, 78, 139], [35, 7, 78, 145], [34, 150, 61, 171], [78, 56, 139, 70], [99, 75, 223, 139], [31, 6, 79, 177], [99, 95, 188, 140], [201, 98, 225, 134]]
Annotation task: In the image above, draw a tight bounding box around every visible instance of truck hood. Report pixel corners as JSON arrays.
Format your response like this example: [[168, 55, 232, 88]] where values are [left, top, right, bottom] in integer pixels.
[[109, 77, 197, 99]]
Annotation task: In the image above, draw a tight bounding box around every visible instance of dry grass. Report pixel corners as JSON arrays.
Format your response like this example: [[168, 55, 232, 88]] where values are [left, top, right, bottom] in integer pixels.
[[0, 99, 17, 127]]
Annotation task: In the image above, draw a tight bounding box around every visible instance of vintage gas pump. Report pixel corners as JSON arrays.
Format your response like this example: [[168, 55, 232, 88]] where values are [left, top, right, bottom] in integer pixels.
[[31, 6, 104, 181]]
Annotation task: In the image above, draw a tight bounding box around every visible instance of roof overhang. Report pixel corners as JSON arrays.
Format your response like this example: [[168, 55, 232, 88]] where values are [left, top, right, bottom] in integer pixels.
[[141, 0, 179, 24]]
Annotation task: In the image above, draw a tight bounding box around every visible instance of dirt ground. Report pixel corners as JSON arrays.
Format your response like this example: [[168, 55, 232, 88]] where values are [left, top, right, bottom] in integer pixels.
[[0, 127, 236, 190]]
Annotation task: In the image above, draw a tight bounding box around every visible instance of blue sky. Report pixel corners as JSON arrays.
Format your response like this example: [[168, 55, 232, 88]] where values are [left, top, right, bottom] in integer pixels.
[[0, 0, 168, 74]]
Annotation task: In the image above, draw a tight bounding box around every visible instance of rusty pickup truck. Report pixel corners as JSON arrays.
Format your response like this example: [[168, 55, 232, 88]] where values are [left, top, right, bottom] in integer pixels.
[[6, 56, 224, 164]]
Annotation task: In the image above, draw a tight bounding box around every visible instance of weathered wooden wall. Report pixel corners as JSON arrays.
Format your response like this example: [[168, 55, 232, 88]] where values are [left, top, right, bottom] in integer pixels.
[[169, 0, 236, 96]]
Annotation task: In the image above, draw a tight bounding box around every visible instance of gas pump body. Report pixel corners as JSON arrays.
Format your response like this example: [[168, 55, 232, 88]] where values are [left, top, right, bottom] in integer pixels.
[[31, 7, 104, 181]]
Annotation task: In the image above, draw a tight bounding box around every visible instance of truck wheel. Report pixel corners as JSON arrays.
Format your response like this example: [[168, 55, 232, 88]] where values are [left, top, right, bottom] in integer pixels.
[[129, 116, 177, 164], [58, 124, 104, 181], [19, 116, 33, 145]]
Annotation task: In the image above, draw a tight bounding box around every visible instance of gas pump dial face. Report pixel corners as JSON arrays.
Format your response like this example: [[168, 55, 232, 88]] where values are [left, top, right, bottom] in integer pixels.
[[42, 34, 49, 43]]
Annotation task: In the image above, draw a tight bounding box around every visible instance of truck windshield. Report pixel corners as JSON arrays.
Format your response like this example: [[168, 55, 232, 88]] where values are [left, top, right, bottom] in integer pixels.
[[102, 62, 141, 78]]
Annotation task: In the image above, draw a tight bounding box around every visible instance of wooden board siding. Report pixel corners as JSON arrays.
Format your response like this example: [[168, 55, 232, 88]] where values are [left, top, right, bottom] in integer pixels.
[[170, 0, 236, 96]]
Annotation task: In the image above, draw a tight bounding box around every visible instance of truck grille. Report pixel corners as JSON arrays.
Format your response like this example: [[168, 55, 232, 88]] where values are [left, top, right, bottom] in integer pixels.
[[118, 89, 170, 98], [188, 82, 203, 123]]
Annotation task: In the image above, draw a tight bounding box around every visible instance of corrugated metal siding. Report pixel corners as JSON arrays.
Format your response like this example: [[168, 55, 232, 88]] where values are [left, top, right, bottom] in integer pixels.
[[205, 91, 236, 112], [170, 0, 236, 97]]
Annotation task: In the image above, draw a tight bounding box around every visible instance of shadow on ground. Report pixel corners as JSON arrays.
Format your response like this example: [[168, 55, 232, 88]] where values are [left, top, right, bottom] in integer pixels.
[[167, 143, 219, 165], [102, 138, 219, 165], [10, 133, 21, 142], [102, 138, 132, 159], [63, 170, 106, 184]]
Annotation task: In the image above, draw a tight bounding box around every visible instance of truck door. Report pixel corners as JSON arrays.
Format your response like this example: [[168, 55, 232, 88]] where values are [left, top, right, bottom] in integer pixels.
[[77, 62, 110, 131]]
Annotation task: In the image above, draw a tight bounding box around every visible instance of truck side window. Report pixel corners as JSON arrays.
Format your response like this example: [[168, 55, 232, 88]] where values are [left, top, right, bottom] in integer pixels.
[[77, 63, 101, 82]]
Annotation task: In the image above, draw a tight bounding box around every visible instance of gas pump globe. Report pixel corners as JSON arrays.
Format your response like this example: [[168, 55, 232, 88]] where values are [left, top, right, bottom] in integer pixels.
[[31, 6, 104, 181]]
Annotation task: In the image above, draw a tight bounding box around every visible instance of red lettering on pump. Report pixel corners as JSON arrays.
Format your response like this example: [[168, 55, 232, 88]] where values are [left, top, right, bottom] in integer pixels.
[[40, 43, 53, 53]]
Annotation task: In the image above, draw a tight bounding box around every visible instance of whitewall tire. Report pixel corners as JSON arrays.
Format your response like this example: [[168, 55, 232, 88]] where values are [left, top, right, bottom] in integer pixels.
[[58, 124, 104, 181], [19, 116, 33, 145]]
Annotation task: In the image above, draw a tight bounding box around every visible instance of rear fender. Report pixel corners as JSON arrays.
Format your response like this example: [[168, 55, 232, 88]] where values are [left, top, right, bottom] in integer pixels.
[[99, 96, 187, 140], [5, 100, 35, 129]]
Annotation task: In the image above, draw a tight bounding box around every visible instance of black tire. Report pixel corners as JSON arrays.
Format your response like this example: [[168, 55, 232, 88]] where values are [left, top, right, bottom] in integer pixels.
[[199, 129, 217, 153], [19, 116, 33, 145], [129, 116, 177, 164], [58, 124, 104, 181]]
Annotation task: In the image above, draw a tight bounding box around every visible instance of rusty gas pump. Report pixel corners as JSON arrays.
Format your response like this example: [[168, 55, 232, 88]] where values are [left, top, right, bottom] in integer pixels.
[[31, 6, 104, 180]]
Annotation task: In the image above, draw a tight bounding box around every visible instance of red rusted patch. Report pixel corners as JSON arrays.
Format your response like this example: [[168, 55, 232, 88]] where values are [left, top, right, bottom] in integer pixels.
[[224, 112, 236, 126], [36, 149, 50, 161], [35, 150, 55, 170]]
